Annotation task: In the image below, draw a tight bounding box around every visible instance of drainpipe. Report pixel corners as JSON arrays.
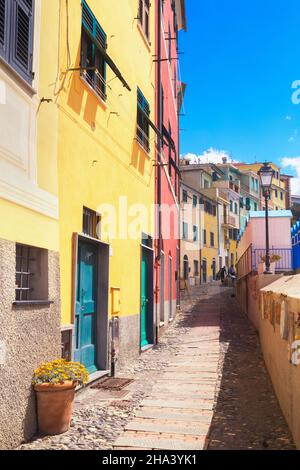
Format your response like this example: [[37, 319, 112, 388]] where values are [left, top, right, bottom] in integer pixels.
[[156, 0, 162, 263]]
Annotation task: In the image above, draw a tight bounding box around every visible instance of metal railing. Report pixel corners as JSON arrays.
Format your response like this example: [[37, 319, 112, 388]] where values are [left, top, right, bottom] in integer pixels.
[[237, 246, 293, 279], [252, 248, 293, 272]]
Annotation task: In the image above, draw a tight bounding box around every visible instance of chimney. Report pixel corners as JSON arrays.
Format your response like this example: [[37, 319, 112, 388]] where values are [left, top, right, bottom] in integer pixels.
[[222, 157, 227, 164]]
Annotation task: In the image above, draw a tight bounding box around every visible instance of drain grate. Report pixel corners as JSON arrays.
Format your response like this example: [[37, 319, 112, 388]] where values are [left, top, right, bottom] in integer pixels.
[[91, 377, 134, 391]]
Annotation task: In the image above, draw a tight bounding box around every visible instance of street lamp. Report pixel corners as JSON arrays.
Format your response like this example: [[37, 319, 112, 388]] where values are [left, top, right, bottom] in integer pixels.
[[258, 162, 275, 274]]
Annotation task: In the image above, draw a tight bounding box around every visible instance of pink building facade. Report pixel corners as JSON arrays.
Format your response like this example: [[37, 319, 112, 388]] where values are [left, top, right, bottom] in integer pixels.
[[154, 0, 186, 332], [237, 210, 293, 273]]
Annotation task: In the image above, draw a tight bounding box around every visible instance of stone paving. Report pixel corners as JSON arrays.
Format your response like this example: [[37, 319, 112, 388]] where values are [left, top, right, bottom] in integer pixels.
[[207, 287, 295, 450], [18, 284, 295, 450]]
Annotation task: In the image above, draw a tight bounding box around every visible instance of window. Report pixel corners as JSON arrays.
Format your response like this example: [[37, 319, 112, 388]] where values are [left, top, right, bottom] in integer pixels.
[[182, 189, 188, 203], [138, 0, 150, 40], [193, 195, 197, 208], [275, 189, 278, 198], [234, 202, 238, 214], [203, 229, 207, 245], [83, 207, 100, 238], [193, 225, 198, 242], [0, 0, 35, 83], [15, 243, 48, 302], [254, 202, 258, 211], [230, 201, 233, 212], [280, 192, 283, 201], [81, 1, 107, 100], [137, 88, 150, 152], [194, 260, 199, 276], [204, 179, 210, 188], [210, 232, 215, 247], [182, 222, 188, 240], [212, 205, 217, 216]]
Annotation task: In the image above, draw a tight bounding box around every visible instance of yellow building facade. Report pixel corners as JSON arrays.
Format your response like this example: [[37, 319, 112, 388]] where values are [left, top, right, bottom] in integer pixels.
[[56, 0, 156, 372], [237, 162, 287, 211], [0, 0, 61, 448]]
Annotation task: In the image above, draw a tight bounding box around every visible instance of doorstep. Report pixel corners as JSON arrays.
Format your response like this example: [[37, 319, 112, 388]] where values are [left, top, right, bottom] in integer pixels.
[[141, 344, 154, 353]]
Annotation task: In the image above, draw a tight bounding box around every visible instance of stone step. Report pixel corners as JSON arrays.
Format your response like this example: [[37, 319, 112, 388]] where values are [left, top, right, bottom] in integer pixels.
[[135, 407, 212, 422], [125, 420, 209, 436], [141, 399, 214, 410], [113, 434, 207, 450]]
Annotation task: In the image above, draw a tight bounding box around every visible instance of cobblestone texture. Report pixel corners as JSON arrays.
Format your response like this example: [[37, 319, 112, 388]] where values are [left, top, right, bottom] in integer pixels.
[[18, 284, 295, 450]]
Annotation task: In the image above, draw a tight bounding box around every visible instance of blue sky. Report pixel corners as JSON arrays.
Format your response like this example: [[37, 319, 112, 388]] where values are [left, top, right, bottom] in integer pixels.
[[179, 0, 300, 192]]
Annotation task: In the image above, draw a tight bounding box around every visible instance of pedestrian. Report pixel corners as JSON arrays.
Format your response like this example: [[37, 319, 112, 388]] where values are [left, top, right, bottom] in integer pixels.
[[228, 264, 236, 287], [220, 266, 227, 284]]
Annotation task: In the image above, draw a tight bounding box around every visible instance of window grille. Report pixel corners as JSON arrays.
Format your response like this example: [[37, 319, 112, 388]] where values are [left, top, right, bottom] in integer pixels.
[[83, 207, 100, 239]]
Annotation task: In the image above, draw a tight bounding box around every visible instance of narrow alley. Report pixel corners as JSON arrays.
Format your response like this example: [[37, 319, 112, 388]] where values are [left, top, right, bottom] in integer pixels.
[[19, 284, 295, 451]]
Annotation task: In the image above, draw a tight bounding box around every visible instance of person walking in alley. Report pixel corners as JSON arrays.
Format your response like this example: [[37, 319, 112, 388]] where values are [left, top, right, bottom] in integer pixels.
[[229, 265, 236, 286], [220, 266, 227, 284]]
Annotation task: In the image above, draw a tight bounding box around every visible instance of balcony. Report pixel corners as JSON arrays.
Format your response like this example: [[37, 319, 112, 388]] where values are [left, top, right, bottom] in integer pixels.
[[213, 179, 240, 195], [222, 214, 237, 228]]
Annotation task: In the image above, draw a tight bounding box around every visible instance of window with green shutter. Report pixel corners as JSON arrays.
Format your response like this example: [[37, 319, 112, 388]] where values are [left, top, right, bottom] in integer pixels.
[[137, 87, 150, 152], [0, 0, 35, 83], [81, 0, 107, 101]]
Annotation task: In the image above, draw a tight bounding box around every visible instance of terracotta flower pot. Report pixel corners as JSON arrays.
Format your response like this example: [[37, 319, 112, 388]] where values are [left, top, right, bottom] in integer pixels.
[[34, 381, 76, 435]]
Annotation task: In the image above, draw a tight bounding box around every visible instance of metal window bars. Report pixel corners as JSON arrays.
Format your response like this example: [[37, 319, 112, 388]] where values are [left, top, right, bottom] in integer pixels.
[[83, 207, 99, 239], [81, 68, 107, 102], [136, 123, 150, 153], [15, 244, 35, 301]]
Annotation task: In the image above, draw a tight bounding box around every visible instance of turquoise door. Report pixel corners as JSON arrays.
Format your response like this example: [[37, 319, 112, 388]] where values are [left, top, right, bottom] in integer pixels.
[[141, 253, 149, 348], [74, 242, 98, 373]]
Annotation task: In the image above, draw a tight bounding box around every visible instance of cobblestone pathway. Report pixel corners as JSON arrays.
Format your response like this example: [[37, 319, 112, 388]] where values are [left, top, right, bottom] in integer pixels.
[[18, 284, 295, 450], [208, 288, 295, 450]]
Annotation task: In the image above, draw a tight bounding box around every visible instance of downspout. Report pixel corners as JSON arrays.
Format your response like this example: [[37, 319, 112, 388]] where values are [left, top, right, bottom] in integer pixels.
[[156, 0, 162, 263], [154, 0, 162, 342]]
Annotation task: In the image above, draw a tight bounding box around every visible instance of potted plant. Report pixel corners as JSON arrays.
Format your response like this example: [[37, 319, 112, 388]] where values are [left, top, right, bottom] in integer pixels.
[[258, 254, 281, 274], [33, 359, 89, 436]]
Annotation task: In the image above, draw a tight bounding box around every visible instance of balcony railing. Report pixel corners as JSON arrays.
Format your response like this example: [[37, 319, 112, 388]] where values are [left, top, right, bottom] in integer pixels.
[[222, 214, 237, 228], [237, 246, 293, 279], [252, 248, 293, 273]]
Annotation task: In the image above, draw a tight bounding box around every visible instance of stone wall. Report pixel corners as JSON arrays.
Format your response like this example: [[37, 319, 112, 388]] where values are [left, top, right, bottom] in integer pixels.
[[237, 274, 300, 448], [0, 239, 61, 449]]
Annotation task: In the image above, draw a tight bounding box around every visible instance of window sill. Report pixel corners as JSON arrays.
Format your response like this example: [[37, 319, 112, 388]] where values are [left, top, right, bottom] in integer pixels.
[[137, 22, 151, 52], [13, 301, 54, 307], [0, 56, 37, 98], [79, 75, 108, 110], [135, 138, 151, 157]]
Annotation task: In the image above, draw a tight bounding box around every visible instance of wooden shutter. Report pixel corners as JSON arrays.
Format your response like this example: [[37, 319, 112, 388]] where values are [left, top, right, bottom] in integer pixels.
[[10, 0, 34, 82], [0, 0, 8, 58]]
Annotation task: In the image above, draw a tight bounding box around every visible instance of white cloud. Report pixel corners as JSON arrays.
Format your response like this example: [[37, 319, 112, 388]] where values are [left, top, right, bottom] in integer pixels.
[[181, 148, 237, 165], [288, 136, 295, 142], [281, 156, 300, 194], [286, 115, 292, 121]]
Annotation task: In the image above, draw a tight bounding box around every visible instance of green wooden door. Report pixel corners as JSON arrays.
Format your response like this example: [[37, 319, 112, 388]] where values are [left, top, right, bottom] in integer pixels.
[[141, 253, 149, 348], [74, 242, 98, 373]]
